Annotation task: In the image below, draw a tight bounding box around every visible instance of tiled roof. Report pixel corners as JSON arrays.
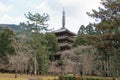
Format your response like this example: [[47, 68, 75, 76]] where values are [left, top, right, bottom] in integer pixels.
[[53, 27, 67, 33], [53, 27, 76, 36]]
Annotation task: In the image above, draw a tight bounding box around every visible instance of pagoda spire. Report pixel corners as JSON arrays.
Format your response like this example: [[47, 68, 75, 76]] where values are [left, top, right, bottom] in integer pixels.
[[62, 8, 65, 28]]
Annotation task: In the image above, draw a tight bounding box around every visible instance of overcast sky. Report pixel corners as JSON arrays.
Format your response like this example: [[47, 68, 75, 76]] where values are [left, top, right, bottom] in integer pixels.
[[0, 0, 101, 33]]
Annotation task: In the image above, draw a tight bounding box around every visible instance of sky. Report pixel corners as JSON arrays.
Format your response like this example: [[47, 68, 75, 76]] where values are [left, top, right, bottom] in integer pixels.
[[0, 0, 101, 33]]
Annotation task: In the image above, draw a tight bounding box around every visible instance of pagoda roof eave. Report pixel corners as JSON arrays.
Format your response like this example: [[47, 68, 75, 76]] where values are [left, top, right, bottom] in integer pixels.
[[53, 27, 76, 36]]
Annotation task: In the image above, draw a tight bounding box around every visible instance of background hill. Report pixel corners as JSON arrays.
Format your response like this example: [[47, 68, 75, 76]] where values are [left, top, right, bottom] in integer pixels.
[[0, 24, 20, 31]]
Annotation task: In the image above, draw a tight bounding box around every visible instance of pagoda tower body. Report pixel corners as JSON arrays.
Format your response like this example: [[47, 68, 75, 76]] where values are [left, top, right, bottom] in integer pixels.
[[53, 9, 76, 51], [48, 10, 76, 74]]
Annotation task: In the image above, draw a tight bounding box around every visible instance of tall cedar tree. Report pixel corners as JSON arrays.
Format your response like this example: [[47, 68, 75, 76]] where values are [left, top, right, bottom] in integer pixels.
[[73, 25, 86, 47], [20, 12, 59, 74], [86, 0, 120, 53], [45, 33, 59, 53], [86, 0, 120, 77], [73, 23, 94, 47], [21, 12, 50, 74]]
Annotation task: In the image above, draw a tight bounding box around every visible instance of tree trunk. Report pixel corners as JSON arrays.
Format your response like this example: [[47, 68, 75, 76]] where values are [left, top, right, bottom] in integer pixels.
[[34, 52, 37, 76], [15, 68, 17, 78]]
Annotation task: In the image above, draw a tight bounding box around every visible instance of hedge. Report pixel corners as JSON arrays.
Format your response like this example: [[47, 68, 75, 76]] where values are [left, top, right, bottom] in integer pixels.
[[58, 75, 113, 80]]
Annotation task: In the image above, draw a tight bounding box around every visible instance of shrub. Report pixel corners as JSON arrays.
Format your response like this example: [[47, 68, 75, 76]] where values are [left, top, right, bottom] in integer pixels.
[[75, 76, 80, 80], [58, 75, 112, 80], [59, 75, 76, 80], [85, 77, 112, 80], [59, 75, 64, 80]]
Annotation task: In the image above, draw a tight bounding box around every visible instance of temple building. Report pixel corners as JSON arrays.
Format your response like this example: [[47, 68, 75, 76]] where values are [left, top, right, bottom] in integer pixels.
[[53, 9, 76, 51], [48, 10, 77, 74]]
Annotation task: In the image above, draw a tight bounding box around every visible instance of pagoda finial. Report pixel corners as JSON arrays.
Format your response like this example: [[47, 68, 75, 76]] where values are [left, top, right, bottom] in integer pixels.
[[62, 8, 65, 28]]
